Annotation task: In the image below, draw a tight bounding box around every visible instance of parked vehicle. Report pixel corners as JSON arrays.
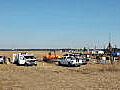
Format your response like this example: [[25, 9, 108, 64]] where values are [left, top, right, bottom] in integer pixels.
[[58, 56, 87, 67], [0, 56, 6, 64], [63, 53, 75, 57], [80, 57, 87, 65], [12, 53, 37, 66]]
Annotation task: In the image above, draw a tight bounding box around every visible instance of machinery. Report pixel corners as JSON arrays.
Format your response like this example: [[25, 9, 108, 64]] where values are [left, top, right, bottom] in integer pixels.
[[43, 52, 62, 63], [12, 53, 37, 66]]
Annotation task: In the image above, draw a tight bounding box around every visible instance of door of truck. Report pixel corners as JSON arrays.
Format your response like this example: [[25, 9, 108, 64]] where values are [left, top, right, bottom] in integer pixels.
[[18, 55, 26, 65]]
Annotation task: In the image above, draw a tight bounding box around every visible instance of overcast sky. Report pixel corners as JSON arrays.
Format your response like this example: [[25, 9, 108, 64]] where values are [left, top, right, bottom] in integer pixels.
[[0, 0, 120, 49]]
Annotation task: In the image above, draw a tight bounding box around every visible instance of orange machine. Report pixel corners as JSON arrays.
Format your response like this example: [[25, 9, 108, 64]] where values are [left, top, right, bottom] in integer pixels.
[[43, 52, 62, 63], [45, 52, 58, 59]]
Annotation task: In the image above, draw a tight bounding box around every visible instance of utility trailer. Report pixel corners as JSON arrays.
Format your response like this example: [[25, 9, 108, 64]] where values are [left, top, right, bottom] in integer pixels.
[[12, 53, 37, 66]]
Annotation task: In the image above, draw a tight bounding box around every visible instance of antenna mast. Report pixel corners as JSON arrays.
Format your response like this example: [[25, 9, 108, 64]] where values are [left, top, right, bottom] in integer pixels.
[[109, 32, 111, 43]]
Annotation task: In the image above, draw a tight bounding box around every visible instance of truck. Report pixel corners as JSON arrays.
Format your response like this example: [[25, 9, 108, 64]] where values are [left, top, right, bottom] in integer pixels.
[[0, 56, 6, 64], [58, 56, 87, 67], [12, 53, 37, 66]]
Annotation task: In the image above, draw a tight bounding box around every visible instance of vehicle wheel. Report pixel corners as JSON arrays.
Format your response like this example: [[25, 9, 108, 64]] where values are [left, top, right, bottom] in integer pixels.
[[47, 60, 52, 63], [25, 63, 28, 66], [17, 63, 20, 66], [2, 61, 4, 64], [34, 64, 37, 66], [68, 62, 71, 67], [75, 64, 78, 67], [77, 65, 80, 67], [58, 61, 62, 66]]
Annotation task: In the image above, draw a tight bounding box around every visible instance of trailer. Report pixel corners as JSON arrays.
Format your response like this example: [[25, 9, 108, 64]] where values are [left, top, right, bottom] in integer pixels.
[[12, 53, 37, 66]]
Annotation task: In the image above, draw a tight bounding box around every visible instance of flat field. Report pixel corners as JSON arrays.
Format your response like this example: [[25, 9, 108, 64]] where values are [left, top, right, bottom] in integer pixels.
[[0, 51, 120, 90]]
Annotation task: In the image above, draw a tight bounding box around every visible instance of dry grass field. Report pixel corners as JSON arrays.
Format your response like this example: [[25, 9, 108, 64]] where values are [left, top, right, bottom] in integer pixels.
[[0, 51, 120, 90]]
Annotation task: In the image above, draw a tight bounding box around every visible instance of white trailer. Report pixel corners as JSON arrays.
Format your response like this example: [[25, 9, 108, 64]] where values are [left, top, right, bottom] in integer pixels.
[[12, 53, 37, 66]]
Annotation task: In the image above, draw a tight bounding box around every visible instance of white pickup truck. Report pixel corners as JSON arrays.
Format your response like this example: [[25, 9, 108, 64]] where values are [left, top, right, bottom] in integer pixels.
[[58, 56, 87, 67], [13, 53, 37, 66]]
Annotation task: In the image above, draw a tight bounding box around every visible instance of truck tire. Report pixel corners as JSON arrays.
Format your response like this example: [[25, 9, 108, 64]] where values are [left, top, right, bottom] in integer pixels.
[[58, 61, 61, 66], [34, 64, 37, 66], [17, 63, 20, 66], [74, 64, 78, 67], [68, 62, 71, 67], [25, 63, 28, 66], [16, 61, 20, 66], [2, 61, 4, 64], [77, 64, 80, 67]]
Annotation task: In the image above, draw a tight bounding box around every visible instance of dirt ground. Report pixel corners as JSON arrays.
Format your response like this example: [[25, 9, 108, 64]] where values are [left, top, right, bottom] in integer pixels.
[[0, 51, 120, 90]]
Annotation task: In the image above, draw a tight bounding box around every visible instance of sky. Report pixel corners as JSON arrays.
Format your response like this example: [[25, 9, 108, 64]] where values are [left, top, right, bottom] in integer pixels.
[[0, 0, 120, 49]]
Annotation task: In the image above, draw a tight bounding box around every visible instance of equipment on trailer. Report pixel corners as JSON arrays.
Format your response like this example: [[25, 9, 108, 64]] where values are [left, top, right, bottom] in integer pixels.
[[43, 52, 62, 63]]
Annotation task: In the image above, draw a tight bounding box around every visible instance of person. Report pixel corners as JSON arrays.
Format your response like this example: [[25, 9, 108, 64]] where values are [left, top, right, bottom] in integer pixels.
[[3, 56, 6, 64], [96, 55, 100, 63], [6, 58, 11, 64]]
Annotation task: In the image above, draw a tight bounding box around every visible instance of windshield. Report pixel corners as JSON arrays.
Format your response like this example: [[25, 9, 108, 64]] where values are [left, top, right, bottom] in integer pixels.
[[67, 57, 75, 60], [63, 54, 74, 56], [24, 56, 35, 59]]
